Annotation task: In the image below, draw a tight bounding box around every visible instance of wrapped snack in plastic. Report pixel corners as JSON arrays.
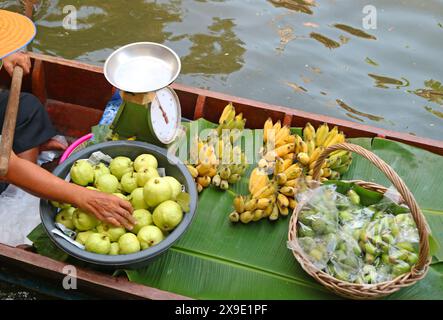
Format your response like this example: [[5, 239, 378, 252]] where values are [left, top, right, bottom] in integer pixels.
[[289, 180, 423, 285]]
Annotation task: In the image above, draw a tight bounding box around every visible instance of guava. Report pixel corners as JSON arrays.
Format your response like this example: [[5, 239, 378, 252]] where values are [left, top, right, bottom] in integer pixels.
[[93, 163, 110, 183], [73, 209, 99, 231], [97, 223, 126, 242], [131, 209, 153, 234], [70, 160, 94, 186], [75, 231, 94, 245], [143, 177, 172, 208], [109, 242, 120, 255], [129, 188, 148, 210], [95, 173, 119, 194], [163, 176, 182, 200], [135, 167, 159, 187], [137, 225, 164, 249], [85, 233, 111, 254], [118, 233, 141, 254], [153, 200, 183, 232], [121, 172, 138, 194], [55, 207, 75, 230], [51, 201, 71, 209], [134, 154, 158, 172], [113, 193, 128, 200], [109, 156, 133, 180]]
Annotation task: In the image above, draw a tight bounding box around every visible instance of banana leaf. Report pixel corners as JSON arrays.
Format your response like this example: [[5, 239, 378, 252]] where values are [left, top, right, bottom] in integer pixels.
[[28, 119, 443, 299]]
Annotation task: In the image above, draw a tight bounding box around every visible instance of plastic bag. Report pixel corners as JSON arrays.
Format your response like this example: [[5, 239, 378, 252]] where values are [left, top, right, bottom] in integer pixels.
[[0, 186, 40, 246], [287, 182, 420, 284]]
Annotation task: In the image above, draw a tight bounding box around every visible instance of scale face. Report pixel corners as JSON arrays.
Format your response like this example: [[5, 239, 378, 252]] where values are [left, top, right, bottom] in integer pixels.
[[150, 87, 181, 145]]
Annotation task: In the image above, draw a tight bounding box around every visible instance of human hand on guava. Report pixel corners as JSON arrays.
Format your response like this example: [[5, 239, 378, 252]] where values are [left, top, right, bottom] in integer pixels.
[[3, 52, 31, 76], [76, 190, 136, 230]]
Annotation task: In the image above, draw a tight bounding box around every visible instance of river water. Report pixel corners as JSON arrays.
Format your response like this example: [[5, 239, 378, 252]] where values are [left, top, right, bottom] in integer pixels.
[[1, 0, 442, 140]]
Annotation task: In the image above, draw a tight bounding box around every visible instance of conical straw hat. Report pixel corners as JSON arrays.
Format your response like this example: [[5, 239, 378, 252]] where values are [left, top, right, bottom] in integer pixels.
[[0, 9, 36, 59]]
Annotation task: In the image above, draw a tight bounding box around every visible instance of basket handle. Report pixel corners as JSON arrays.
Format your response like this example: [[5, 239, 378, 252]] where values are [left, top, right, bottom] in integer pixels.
[[312, 142, 430, 273]]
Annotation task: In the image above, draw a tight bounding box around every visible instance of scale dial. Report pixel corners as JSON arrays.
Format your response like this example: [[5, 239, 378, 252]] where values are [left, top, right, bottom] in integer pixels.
[[150, 87, 181, 145]]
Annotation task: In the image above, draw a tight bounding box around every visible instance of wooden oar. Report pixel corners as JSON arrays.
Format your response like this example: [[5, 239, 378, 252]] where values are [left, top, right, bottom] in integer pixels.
[[0, 66, 24, 176]]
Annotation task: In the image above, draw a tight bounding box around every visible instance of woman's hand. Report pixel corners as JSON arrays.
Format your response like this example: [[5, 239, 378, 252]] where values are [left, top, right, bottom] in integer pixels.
[[74, 189, 136, 230], [3, 52, 31, 76]]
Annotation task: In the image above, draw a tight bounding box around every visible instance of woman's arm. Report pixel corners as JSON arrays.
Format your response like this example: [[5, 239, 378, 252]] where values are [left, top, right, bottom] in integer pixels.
[[2, 152, 135, 229]]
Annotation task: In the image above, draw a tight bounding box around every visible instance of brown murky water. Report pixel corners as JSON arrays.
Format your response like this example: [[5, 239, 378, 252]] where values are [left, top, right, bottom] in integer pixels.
[[1, 0, 442, 139]]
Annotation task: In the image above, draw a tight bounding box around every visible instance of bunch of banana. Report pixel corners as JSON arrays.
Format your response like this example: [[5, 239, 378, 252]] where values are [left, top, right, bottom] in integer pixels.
[[229, 168, 278, 223], [217, 103, 246, 138], [296, 123, 352, 180], [186, 141, 218, 193], [211, 145, 249, 191], [188, 141, 249, 193], [260, 118, 297, 173]]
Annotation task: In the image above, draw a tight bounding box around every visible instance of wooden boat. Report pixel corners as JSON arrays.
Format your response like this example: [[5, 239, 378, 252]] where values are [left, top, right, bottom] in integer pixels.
[[0, 53, 442, 299]]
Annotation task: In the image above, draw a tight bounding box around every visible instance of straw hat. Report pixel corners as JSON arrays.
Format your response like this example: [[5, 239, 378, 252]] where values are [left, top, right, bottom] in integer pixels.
[[0, 9, 36, 59]]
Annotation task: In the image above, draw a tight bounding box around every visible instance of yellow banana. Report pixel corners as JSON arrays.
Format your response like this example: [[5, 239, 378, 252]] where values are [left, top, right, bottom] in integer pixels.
[[277, 193, 289, 208], [197, 176, 211, 188], [229, 211, 240, 223], [280, 186, 295, 197], [257, 198, 272, 210], [315, 123, 329, 147], [245, 198, 258, 212], [263, 118, 273, 144], [276, 173, 287, 185], [307, 139, 316, 156], [252, 184, 276, 199], [284, 134, 296, 144], [289, 198, 298, 210], [294, 135, 304, 153], [273, 120, 282, 133], [196, 163, 212, 176], [285, 179, 298, 188], [322, 168, 332, 178], [240, 211, 253, 224], [283, 164, 302, 180], [252, 210, 264, 222], [322, 126, 339, 147], [282, 152, 295, 161], [234, 195, 246, 213], [303, 122, 316, 142], [297, 152, 310, 166], [325, 132, 345, 147], [269, 204, 279, 221], [277, 202, 289, 216], [309, 146, 324, 165], [265, 143, 295, 159], [263, 204, 273, 217], [207, 167, 217, 177], [299, 140, 308, 154], [219, 103, 235, 124], [187, 165, 199, 179], [249, 168, 269, 194], [275, 126, 291, 147], [274, 157, 285, 175]]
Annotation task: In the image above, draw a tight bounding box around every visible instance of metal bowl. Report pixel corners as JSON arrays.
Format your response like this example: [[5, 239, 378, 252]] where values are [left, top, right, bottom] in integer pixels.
[[40, 141, 197, 269], [104, 42, 181, 93]]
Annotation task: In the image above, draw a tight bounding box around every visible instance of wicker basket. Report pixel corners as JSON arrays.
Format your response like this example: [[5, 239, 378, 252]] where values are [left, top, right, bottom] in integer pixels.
[[288, 143, 431, 299]]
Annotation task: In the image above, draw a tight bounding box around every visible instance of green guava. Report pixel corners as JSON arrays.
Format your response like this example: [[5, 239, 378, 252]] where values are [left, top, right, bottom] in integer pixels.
[[95, 174, 120, 194], [129, 188, 148, 210], [137, 225, 164, 249], [153, 200, 183, 232], [143, 177, 172, 208], [135, 167, 159, 187], [70, 160, 94, 186], [121, 172, 138, 194], [134, 154, 158, 172], [118, 233, 141, 254], [109, 156, 133, 180], [131, 209, 153, 234], [85, 233, 111, 254], [55, 207, 75, 229]]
